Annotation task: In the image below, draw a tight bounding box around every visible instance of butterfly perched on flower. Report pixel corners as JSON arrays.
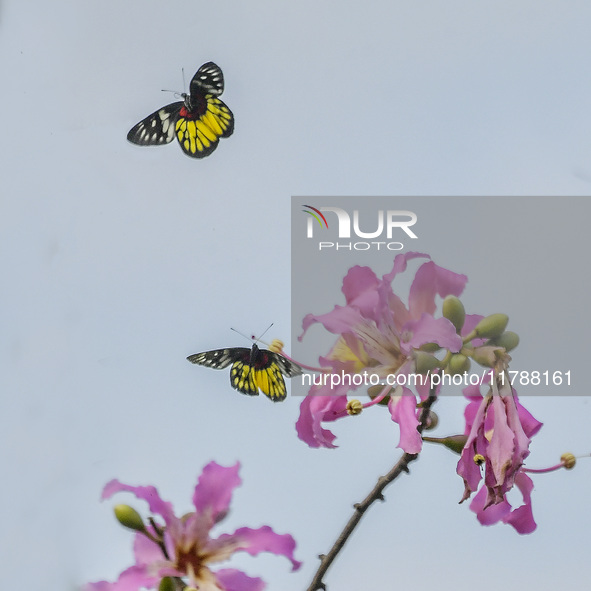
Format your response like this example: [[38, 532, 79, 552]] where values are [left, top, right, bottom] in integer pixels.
[[187, 343, 302, 402], [127, 62, 234, 158]]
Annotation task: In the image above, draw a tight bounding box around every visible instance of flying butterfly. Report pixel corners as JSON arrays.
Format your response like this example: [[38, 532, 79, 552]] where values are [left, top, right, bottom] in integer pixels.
[[187, 343, 302, 402], [127, 62, 234, 158]]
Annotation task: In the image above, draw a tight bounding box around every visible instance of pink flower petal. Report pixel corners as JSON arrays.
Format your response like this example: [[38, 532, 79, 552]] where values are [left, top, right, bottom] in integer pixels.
[[487, 394, 520, 494], [85, 565, 157, 591], [408, 261, 468, 319], [469, 472, 536, 534], [470, 486, 511, 525], [381, 251, 430, 284], [192, 461, 241, 522], [133, 532, 164, 566], [101, 480, 175, 525], [215, 569, 265, 591], [342, 265, 380, 316], [457, 396, 490, 501], [296, 395, 347, 448], [299, 305, 367, 341], [503, 472, 536, 534], [229, 526, 302, 571], [514, 397, 543, 438], [388, 390, 422, 454], [401, 314, 462, 352]]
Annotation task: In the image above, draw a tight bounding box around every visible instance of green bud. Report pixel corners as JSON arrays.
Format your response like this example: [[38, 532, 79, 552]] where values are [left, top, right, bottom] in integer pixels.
[[158, 578, 176, 591], [475, 314, 509, 339], [114, 504, 145, 532], [442, 295, 466, 332], [414, 351, 441, 374], [422, 435, 468, 455], [487, 330, 519, 352], [447, 353, 471, 375], [419, 342, 441, 353]]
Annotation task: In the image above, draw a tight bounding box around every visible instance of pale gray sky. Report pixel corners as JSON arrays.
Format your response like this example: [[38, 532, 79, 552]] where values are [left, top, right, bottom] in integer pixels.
[[1, 1, 591, 590]]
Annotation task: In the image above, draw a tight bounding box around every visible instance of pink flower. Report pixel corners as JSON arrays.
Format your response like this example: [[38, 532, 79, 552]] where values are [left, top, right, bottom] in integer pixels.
[[86, 462, 301, 591], [297, 252, 467, 452], [457, 379, 543, 533]]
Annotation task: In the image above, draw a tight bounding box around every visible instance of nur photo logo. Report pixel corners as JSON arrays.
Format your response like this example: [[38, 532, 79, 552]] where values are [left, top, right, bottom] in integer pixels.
[[303, 205, 418, 251]]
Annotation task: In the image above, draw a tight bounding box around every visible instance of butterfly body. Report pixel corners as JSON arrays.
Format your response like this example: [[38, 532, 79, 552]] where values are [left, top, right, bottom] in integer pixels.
[[187, 344, 302, 402], [127, 62, 233, 158]]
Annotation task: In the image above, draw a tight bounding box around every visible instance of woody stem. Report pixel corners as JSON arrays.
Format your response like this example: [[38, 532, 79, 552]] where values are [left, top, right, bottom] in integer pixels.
[[306, 388, 437, 591]]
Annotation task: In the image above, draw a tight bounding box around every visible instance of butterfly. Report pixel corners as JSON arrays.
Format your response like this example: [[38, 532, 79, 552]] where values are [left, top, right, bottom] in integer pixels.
[[187, 343, 302, 402], [127, 62, 234, 158]]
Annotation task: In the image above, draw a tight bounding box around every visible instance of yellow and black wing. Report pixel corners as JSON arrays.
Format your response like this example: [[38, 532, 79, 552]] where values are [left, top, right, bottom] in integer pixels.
[[175, 97, 234, 158]]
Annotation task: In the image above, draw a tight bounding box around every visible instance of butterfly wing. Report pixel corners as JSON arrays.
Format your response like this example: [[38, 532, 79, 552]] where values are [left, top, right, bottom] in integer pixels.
[[270, 352, 303, 378], [190, 62, 225, 97], [187, 348, 249, 370], [174, 97, 234, 158], [127, 102, 183, 146]]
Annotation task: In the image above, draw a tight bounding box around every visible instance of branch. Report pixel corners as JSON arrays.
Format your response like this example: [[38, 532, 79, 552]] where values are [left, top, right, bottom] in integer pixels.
[[306, 391, 437, 591]]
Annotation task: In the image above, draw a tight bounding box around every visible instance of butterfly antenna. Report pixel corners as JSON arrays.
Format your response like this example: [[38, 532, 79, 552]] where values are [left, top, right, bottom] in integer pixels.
[[230, 324, 274, 346], [256, 323, 274, 344], [182, 67, 187, 94], [230, 327, 255, 343]]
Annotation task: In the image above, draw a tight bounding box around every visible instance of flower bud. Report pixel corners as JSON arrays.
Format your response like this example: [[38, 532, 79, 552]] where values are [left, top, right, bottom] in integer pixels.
[[471, 346, 501, 368], [422, 434, 468, 454], [114, 504, 145, 532], [447, 353, 471, 375], [442, 295, 466, 332], [561, 452, 576, 469], [475, 314, 509, 339], [419, 342, 441, 353], [423, 410, 439, 431], [159, 577, 176, 591], [414, 351, 441, 374], [487, 331, 520, 352], [347, 399, 363, 415]]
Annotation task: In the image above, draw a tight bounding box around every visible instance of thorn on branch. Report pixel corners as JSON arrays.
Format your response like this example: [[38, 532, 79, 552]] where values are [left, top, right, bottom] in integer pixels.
[[318, 553, 326, 560]]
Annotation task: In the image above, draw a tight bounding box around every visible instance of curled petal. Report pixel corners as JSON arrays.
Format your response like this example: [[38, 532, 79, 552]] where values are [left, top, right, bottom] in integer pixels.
[[408, 261, 468, 319], [388, 389, 422, 454], [296, 395, 347, 448], [503, 472, 536, 534], [382, 251, 430, 284], [192, 461, 241, 522], [101, 480, 175, 525], [514, 397, 543, 438], [229, 526, 302, 571], [215, 568, 265, 591], [457, 395, 490, 501], [85, 565, 157, 591]]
